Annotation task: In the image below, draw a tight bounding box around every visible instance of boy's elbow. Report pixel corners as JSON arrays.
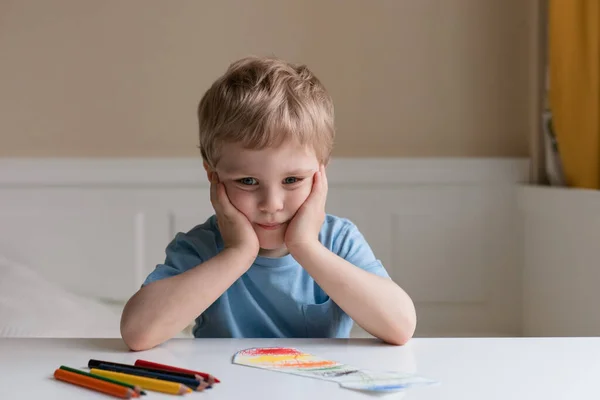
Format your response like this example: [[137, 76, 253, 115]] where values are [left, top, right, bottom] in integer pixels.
[[385, 311, 417, 346], [122, 334, 148, 352], [120, 313, 158, 351], [126, 340, 155, 352], [384, 329, 414, 346], [121, 326, 157, 352]]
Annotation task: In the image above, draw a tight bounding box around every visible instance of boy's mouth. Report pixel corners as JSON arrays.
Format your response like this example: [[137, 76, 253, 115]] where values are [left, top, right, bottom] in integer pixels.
[[256, 222, 285, 231]]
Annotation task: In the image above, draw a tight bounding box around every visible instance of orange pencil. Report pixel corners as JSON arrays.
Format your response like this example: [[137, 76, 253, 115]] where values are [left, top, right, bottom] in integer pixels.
[[54, 368, 135, 399]]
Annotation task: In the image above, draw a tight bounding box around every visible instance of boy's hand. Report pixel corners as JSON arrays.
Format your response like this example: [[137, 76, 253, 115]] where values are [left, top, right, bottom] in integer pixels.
[[210, 174, 260, 257], [285, 164, 327, 254]]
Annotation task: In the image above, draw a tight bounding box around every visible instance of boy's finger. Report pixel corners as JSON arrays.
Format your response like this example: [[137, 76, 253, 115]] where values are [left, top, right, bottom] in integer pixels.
[[210, 180, 221, 213], [317, 170, 327, 206], [214, 182, 238, 218], [320, 165, 329, 199], [309, 168, 327, 209], [304, 170, 323, 207], [209, 175, 224, 213]]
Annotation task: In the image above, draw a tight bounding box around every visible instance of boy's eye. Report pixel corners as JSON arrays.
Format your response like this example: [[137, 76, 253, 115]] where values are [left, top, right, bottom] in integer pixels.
[[283, 177, 301, 184], [238, 177, 258, 185]]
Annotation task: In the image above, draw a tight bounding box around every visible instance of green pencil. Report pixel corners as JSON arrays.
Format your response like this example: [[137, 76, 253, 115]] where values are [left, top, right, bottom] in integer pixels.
[[59, 365, 147, 395]]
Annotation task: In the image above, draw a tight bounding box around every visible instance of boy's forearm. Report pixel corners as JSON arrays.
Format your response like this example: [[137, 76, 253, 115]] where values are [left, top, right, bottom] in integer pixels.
[[290, 243, 416, 345], [120, 248, 255, 351]]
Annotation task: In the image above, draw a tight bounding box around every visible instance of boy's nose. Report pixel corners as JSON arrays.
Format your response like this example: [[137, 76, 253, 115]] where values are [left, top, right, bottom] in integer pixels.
[[258, 190, 284, 214]]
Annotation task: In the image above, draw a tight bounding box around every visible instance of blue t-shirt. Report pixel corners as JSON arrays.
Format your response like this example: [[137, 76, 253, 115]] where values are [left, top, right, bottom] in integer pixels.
[[142, 214, 390, 338]]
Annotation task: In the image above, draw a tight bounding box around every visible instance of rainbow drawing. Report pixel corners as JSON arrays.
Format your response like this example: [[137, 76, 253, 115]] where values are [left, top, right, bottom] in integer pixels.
[[232, 347, 437, 393]]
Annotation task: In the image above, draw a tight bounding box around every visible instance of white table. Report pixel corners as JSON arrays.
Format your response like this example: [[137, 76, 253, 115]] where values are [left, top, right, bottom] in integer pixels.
[[1, 337, 598, 399]]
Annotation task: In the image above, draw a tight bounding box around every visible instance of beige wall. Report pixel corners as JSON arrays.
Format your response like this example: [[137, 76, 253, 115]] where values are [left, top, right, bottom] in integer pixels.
[[0, 0, 539, 158]]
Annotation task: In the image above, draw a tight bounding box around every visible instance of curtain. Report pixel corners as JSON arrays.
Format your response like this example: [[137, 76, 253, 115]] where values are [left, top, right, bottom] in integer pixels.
[[548, 0, 600, 189]]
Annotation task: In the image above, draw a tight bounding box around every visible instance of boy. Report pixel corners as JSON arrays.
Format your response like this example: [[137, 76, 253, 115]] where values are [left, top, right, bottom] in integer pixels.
[[120, 56, 416, 351]]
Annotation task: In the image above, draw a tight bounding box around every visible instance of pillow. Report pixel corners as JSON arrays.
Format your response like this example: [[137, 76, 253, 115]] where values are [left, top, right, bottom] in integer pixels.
[[0, 255, 122, 338]]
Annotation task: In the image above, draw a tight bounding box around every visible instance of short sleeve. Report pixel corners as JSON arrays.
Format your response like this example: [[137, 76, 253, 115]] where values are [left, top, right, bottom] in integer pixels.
[[332, 220, 390, 279], [142, 227, 219, 287]]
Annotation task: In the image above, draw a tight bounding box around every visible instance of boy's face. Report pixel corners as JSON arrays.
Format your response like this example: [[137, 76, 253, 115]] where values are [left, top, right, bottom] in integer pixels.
[[210, 140, 321, 257]]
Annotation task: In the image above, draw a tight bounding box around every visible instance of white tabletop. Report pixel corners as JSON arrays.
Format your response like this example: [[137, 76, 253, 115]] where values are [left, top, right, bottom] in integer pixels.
[[1, 337, 598, 399]]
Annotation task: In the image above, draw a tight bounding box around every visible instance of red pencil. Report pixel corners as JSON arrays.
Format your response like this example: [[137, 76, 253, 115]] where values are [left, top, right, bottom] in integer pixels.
[[134, 360, 220, 384]]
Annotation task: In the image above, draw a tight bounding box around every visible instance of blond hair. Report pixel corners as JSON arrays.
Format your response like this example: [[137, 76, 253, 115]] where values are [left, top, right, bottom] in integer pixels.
[[197, 56, 335, 168]]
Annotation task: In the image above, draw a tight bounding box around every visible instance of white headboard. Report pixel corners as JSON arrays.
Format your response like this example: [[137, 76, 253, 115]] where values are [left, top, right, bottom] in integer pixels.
[[0, 157, 529, 337]]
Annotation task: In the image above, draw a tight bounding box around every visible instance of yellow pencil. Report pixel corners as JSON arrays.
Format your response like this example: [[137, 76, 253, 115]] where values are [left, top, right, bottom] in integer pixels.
[[90, 368, 192, 395]]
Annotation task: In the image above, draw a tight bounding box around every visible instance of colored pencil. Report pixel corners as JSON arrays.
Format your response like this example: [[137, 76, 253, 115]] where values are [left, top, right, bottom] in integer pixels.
[[96, 363, 204, 391], [59, 366, 146, 396], [135, 359, 220, 384], [88, 359, 209, 387], [90, 368, 192, 395], [54, 368, 135, 399]]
